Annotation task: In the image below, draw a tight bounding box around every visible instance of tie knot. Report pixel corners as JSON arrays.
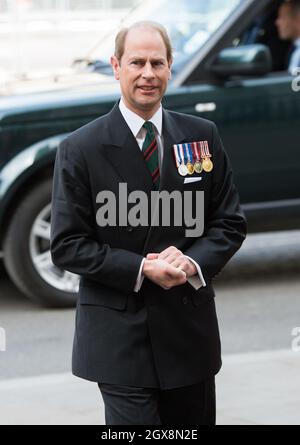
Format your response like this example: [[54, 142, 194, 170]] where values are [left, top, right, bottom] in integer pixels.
[[143, 121, 154, 134]]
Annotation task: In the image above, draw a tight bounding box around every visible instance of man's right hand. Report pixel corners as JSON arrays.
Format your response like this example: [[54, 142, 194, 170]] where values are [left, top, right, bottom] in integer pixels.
[[142, 258, 187, 290]]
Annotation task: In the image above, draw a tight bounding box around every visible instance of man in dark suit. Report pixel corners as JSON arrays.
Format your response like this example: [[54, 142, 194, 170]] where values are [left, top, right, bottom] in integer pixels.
[[50, 21, 247, 425], [276, 0, 300, 72]]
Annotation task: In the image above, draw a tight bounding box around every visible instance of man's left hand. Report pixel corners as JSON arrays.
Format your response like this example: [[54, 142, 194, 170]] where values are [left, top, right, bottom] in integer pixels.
[[146, 246, 197, 278]]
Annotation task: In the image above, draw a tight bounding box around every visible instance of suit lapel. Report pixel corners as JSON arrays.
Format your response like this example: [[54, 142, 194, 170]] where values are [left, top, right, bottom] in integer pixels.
[[159, 109, 186, 193], [102, 101, 154, 195], [101, 102, 188, 255], [102, 102, 187, 195], [142, 109, 187, 255]]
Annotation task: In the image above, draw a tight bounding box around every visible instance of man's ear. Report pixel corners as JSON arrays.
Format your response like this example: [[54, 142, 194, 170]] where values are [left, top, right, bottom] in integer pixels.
[[168, 59, 173, 79], [110, 55, 120, 80]]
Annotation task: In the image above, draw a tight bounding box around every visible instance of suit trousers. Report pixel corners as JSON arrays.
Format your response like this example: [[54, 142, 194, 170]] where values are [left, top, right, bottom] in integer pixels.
[[97, 376, 216, 425]]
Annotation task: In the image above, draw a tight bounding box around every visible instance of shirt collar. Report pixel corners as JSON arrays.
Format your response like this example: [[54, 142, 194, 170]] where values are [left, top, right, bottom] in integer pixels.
[[119, 96, 162, 137]]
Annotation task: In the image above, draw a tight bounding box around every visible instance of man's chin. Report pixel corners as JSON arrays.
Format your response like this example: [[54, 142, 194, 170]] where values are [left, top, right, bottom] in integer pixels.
[[134, 97, 161, 111]]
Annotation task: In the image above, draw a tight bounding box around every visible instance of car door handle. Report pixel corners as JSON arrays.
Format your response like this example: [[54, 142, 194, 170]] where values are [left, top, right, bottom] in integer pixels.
[[195, 102, 216, 113]]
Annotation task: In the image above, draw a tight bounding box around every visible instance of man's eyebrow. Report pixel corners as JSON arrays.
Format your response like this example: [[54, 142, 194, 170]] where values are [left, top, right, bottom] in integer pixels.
[[129, 57, 145, 61], [128, 56, 166, 62]]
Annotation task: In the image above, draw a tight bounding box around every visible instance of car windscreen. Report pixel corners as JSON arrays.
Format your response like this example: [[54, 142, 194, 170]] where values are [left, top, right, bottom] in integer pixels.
[[92, 0, 242, 76]]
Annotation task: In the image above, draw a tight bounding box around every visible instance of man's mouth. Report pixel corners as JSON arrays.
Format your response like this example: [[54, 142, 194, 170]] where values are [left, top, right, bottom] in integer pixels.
[[138, 86, 157, 91]]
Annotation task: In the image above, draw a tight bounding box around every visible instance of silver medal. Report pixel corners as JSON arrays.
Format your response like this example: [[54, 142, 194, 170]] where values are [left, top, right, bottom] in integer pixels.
[[178, 163, 188, 176]]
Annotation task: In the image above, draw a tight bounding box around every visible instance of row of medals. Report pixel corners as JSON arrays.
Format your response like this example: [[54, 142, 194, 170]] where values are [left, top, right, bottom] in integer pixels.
[[178, 156, 213, 176]]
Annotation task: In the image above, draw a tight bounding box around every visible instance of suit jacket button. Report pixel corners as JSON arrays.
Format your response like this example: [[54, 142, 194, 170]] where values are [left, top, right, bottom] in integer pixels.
[[182, 296, 188, 305]]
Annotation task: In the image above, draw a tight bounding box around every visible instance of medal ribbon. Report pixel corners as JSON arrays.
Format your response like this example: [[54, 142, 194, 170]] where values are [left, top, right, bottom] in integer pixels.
[[204, 141, 211, 158], [173, 144, 181, 168], [200, 141, 206, 160], [182, 144, 188, 166], [193, 142, 200, 161], [187, 143, 194, 164]]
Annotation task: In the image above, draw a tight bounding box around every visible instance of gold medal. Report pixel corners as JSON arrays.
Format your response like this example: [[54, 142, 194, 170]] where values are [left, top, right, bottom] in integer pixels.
[[194, 160, 203, 173], [202, 157, 213, 172], [186, 161, 195, 175]]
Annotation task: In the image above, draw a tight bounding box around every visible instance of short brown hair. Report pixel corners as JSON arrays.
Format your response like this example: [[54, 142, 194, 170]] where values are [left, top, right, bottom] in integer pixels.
[[114, 21, 173, 63]]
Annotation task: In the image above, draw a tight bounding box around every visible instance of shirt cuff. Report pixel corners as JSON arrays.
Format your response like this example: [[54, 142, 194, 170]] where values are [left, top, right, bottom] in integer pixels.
[[134, 258, 146, 292], [184, 255, 206, 290]]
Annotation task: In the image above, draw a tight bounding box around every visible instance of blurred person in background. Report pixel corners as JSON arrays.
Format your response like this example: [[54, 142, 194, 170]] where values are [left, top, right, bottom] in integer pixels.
[[276, 0, 300, 72]]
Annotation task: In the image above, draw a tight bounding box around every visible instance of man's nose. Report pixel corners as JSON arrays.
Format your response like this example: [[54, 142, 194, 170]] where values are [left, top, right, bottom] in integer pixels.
[[142, 62, 155, 78]]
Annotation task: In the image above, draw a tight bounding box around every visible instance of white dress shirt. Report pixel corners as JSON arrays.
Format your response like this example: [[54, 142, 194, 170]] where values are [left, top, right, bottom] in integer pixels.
[[118, 97, 206, 292], [289, 38, 300, 74]]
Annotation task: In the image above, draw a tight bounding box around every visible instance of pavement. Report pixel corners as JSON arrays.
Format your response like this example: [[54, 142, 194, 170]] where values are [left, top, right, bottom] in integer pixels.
[[0, 348, 299, 425]]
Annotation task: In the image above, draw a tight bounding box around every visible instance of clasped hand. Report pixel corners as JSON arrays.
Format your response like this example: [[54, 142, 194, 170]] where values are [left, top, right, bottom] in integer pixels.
[[143, 246, 197, 290]]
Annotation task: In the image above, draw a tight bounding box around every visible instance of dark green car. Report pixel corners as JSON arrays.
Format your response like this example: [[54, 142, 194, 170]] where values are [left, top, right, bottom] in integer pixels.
[[0, 0, 299, 307]]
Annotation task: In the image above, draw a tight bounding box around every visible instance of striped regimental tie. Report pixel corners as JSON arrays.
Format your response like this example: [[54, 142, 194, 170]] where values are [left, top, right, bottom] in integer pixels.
[[142, 121, 160, 189]]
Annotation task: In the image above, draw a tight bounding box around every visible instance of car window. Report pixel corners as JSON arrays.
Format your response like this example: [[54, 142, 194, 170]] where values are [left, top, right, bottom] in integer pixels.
[[237, 0, 291, 72]]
